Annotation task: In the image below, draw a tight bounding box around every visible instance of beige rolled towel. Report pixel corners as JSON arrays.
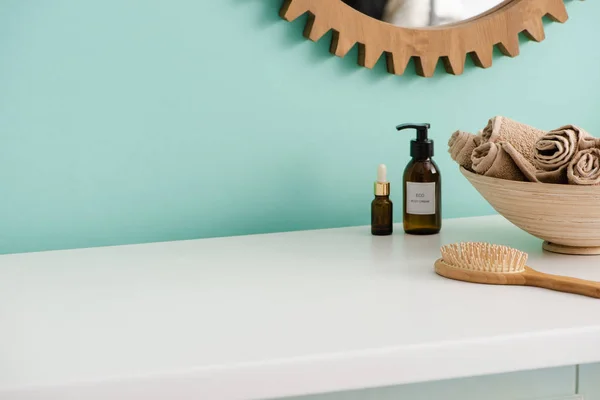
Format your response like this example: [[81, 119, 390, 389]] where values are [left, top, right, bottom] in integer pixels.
[[481, 116, 546, 165], [448, 130, 481, 170], [567, 148, 600, 185], [534, 125, 598, 184], [471, 141, 528, 182]]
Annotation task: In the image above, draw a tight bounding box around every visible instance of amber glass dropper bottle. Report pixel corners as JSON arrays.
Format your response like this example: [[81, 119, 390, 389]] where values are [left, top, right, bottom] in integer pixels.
[[371, 164, 393, 236], [397, 123, 442, 235]]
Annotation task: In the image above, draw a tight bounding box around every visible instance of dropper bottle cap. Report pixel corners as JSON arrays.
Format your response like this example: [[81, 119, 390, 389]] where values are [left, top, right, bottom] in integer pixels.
[[374, 164, 390, 196]]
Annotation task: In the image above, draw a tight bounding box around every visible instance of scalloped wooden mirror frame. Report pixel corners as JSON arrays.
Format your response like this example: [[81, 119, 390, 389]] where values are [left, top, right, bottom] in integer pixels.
[[279, 0, 569, 77]]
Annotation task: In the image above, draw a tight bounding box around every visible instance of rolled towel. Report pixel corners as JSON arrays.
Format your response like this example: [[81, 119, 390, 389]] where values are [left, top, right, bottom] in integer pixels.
[[448, 130, 481, 170], [567, 148, 600, 185], [534, 125, 597, 184], [481, 116, 546, 165], [471, 141, 529, 182]]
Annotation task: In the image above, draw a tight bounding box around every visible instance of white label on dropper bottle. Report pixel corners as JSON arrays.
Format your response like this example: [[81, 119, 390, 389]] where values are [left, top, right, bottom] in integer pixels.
[[406, 182, 436, 215]]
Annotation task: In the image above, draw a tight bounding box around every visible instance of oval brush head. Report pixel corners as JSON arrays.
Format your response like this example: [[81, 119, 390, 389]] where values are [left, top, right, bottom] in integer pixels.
[[436, 242, 600, 298], [440, 242, 528, 273]]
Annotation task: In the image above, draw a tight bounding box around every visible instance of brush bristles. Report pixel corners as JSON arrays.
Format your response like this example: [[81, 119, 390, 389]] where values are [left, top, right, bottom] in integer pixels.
[[440, 242, 528, 273]]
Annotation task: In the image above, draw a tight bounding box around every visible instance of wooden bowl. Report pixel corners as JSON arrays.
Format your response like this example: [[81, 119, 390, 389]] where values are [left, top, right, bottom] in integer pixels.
[[460, 167, 600, 255]]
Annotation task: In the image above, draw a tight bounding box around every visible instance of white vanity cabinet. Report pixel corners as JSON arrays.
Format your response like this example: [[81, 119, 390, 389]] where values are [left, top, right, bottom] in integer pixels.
[[282, 367, 578, 400], [1, 216, 599, 400], [580, 363, 600, 400]]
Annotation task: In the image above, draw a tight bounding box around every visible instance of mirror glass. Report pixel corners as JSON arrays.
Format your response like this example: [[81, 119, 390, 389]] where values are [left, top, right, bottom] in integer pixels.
[[341, 0, 506, 27]]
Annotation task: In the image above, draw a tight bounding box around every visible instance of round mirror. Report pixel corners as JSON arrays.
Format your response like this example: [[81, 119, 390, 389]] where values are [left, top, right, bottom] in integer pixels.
[[280, 0, 570, 77], [342, 0, 504, 28]]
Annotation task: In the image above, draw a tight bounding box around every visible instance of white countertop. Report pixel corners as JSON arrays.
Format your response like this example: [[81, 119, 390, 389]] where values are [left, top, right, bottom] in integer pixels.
[[2, 215, 600, 400]]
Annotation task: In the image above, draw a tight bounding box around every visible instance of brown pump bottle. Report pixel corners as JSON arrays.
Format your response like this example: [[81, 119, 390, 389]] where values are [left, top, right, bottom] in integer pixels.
[[398, 123, 441, 235]]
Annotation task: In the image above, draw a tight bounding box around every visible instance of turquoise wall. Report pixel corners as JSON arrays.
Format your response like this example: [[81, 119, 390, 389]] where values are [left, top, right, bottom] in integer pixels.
[[0, 0, 598, 254]]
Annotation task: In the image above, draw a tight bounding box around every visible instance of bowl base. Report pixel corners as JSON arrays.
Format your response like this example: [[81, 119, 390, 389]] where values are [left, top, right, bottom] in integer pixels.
[[543, 241, 600, 256]]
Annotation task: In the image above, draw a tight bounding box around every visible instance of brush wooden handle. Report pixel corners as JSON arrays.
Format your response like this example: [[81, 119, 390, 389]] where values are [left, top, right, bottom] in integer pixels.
[[523, 267, 600, 299]]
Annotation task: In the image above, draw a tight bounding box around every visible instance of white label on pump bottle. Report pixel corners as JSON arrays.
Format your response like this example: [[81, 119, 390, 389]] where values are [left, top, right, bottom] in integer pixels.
[[406, 182, 436, 215]]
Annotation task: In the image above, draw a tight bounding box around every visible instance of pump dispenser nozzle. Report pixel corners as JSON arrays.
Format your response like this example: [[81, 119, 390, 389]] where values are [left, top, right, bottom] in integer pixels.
[[396, 123, 434, 159]]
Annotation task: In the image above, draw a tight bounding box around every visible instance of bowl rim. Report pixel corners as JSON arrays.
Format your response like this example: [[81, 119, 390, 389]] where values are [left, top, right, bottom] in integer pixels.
[[459, 166, 600, 192]]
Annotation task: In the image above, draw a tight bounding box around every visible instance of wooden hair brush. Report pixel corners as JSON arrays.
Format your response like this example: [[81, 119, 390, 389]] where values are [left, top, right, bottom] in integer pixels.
[[435, 242, 600, 299]]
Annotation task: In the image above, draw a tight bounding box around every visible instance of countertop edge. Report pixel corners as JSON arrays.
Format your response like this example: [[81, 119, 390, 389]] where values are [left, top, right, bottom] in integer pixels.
[[4, 326, 600, 400]]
